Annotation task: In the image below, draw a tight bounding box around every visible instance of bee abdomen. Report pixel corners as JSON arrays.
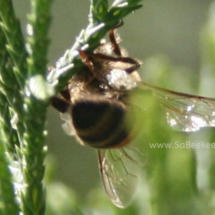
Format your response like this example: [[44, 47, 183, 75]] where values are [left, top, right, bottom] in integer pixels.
[[71, 98, 132, 149]]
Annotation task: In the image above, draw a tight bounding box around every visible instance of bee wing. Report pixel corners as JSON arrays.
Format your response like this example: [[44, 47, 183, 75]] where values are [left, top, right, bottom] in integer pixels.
[[141, 82, 215, 132], [98, 148, 141, 208]]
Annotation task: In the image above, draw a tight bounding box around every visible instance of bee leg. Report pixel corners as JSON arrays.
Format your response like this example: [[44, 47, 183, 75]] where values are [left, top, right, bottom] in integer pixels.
[[80, 50, 141, 79], [85, 52, 140, 65], [125, 64, 141, 74], [84, 52, 141, 74], [114, 19, 124, 29], [79, 50, 95, 70], [108, 20, 124, 57], [108, 20, 141, 74], [60, 88, 71, 101], [109, 29, 122, 57], [51, 97, 70, 113], [79, 50, 107, 82]]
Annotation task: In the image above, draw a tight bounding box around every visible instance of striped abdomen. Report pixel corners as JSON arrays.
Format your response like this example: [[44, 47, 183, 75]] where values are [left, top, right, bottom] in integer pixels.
[[71, 98, 133, 149]]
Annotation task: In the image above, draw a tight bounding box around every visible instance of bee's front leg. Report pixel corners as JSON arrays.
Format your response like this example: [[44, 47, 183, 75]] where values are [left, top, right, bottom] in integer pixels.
[[51, 97, 70, 113]]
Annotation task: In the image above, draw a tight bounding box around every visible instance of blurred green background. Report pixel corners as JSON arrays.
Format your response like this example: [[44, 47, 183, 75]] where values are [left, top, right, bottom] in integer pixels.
[[12, 0, 215, 214]]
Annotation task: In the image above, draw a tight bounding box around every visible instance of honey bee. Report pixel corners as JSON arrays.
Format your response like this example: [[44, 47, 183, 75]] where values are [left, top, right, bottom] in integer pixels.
[[50, 23, 215, 208]]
